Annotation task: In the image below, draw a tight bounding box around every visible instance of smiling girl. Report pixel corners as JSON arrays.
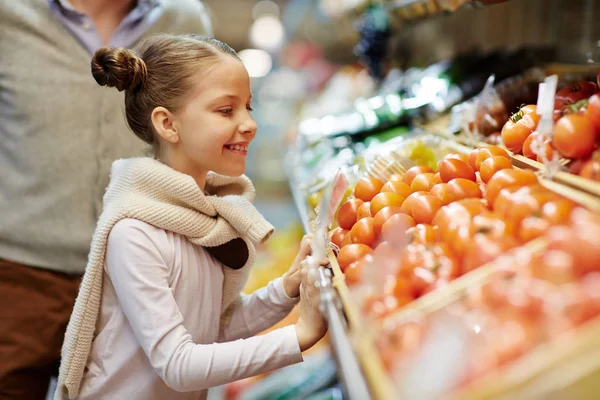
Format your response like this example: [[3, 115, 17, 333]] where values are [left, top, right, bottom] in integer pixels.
[[54, 35, 327, 400]]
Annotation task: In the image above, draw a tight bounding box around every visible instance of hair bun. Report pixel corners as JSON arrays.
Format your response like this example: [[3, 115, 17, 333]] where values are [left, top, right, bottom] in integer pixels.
[[91, 47, 147, 92]]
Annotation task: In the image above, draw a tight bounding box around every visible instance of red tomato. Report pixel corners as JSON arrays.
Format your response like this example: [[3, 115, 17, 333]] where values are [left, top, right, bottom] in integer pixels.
[[402, 166, 434, 186], [474, 145, 511, 170], [585, 94, 600, 136], [410, 172, 442, 192], [330, 227, 348, 249], [555, 81, 598, 110], [406, 224, 436, 244], [337, 198, 364, 230], [430, 183, 456, 205], [485, 168, 538, 206], [373, 206, 405, 235], [479, 156, 513, 183], [350, 217, 376, 247], [438, 158, 476, 182], [370, 192, 406, 216], [447, 178, 482, 201], [553, 114, 596, 159], [357, 201, 372, 220], [355, 176, 384, 202], [381, 181, 412, 197], [411, 195, 442, 225], [382, 213, 416, 242], [337, 243, 373, 271]]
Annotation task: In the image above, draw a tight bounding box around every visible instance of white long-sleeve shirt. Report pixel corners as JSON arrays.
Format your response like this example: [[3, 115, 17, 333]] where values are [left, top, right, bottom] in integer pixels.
[[78, 218, 303, 400]]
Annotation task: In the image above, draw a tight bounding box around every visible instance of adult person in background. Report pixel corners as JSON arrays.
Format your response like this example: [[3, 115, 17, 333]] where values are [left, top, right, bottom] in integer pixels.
[[0, 1, 213, 398]]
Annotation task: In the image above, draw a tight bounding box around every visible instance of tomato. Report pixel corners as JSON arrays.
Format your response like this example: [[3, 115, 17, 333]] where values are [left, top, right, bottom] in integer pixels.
[[462, 234, 519, 274], [373, 206, 405, 235], [553, 114, 596, 159], [330, 227, 348, 249], [402, 166, 434, 186], [473, 212, 515, 238], [438, 158, 476, 182], [541, 198, 575, 225], [355, 176, 384, 202], [454, 198, 489, 215], [370, 192, 406, 216], [447, 178, 482, 201], [501, 105, 540, 153], [388, 173, 404, 182], [468, 148, 480, 171], [406, 224, 436, 244], [382, 213, 416, 242], [555, 81, 598, 110], [411, 194, 442, 225], [474, 145, 511, 170], [518, 216, 549, 243], [401, 191, 427, 215], [443, 152, 470, 165], [357, 201, 372, 220], [535, 140, 556, 163], [337, 198, 364, 230], [546, 221, 600, 276], [350, 217, 376, 247], [429, 183, 456, 205], [411, 267, 437, 297], [479, 155, 513, 183], [381, 181, 412, 197], [393, 275, 414, 299], [341, 231, 353, 247], [579, 153, 600, 181], [585, 94, 600, 136], [345, 256, 373, 285], [410, 172, 442, 192], [521, 132, 539, 160], [485, 168, 538, 206], [337, 243, 373, 271], [398, 244, 426, 277]]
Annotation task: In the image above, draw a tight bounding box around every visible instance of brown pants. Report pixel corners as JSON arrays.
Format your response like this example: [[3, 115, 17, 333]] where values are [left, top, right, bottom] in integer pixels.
[[0, 259, 81, 400]]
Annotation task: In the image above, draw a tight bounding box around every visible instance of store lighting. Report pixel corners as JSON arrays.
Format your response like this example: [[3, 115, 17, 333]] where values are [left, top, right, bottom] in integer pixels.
[[238, 49, 273, 78], [252, 0, 280, 19], [249, 15, 284, 52]]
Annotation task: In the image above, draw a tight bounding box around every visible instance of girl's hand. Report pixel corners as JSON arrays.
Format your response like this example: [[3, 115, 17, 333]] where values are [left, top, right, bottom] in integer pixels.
[[282, 234, 328, 298], [294, 257, 328, 351]]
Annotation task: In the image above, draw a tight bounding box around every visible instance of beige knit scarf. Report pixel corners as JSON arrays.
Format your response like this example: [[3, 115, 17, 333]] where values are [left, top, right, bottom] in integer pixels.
[[55, 157, 274, 400]]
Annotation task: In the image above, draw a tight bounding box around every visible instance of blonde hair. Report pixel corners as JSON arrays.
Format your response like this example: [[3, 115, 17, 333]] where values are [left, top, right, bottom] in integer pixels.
[[91, 34, 240, 150]]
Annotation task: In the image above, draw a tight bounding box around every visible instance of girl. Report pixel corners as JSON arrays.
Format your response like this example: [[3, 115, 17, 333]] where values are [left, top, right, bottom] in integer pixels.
[[55, 35, 327, 400]]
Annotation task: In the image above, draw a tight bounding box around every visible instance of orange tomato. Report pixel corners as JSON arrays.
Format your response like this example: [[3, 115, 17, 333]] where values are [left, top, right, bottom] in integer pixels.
[[521, 132, 539, 160], [330, 227, 348, 249], [357, 201, 372, 220], [401, 191, 427, 215], [410, 172, 442, 192], [472, 212, 515, 238], [382, 213, 416, 242], [350, 217, 376, 247], [406, 224, 436, 244], [411, 267, 437, 298], [501, 105, 540, 153], [535, 141, 556, 163], [411, 194, 442, 225], [468, 148, 480, 171], [585, 93, 600, 136], [443, 152, 470, 165], [438, 158, 476, 182], [479, 156, 513, 183], [381, 181, 412, 197], [402, 166, 434, 186], [485, 169, 538, 206], [337, 243, 373, 271], [474, 145, 510, 170], [370, 192, 406, 216], [355, 176, 385, 202], [429, 183, 456, 205], [447, 178, 482, 201], [553, 114, 596, 159], [462, 234, 518, 274], [388, 173, 404, 182], [341, 231, 353, 247], [345, 257, 372, 285], [337, 198, 364, 230], [373, 206, 405, 235], [518, 216, 549, 243], [541, 198, 576, 225], [579, 153, 600, 181], [432, 243, 461, 280]]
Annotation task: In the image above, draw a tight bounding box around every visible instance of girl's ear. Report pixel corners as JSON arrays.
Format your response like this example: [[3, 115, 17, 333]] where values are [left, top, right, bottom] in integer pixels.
[[151, 106, 180, 144]]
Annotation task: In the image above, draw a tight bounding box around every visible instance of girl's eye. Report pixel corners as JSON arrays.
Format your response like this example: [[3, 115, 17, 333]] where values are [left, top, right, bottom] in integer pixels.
[[219, 108, 233, 115]]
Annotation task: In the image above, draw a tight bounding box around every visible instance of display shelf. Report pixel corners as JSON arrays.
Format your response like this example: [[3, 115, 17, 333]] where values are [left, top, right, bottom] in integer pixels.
[[287, 178, 373, 400]]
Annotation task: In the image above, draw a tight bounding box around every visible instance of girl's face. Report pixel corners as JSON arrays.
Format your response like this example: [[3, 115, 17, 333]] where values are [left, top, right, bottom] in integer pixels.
[[160, 55, 257, 185]]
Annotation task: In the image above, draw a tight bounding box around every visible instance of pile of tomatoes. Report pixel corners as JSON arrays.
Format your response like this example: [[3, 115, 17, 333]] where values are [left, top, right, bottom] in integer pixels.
[[375, 207, 600, 390], [330, 144, 592, 319], [500, 79, 600, 181]]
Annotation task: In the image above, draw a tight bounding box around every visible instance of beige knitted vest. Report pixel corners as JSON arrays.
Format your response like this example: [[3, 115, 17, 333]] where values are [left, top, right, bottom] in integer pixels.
[[55, 157, 274, 400]]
